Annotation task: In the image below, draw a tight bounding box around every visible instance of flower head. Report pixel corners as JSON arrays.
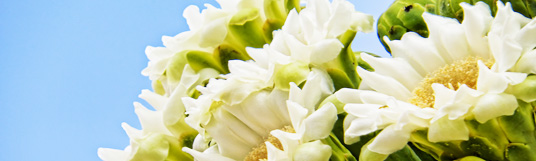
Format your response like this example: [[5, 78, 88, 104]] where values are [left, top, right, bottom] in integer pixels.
[[339, 1, 536, 156]]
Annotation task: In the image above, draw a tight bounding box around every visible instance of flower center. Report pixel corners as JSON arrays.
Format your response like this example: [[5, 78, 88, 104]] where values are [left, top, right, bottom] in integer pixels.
[[409, 56, 493, 108], [243, 126, 295, 161]]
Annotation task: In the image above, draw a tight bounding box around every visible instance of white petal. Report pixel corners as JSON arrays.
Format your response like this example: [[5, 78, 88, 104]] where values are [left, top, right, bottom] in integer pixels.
[[361, 54, 422, 90], [423, 12, 471, 63], [266, 141, 290, 161], [515, 19, 536, 50], [334, 88, 362, 104], [473, 93, 518, 123], [460, 2, 493, 59], [271, 130, 301, 156], [98, 148, 129, 161], [293, 140, 332, 161], [357, 67, 412, 101], [121, 122, 142, 140], [309, 39, 343, 64], [428, 116, 469, 142], [368, 125, 411, 154], [182, 147, 235, 161], [385, 34, 446, 76], [206, 109, 263, 160], [199, 18, 228, 47], [477, 61, 509, 93], [287, 101, 309, 133], [344, 103, 383, 117], [138, 89, 167, 111], [133, 102, 172, 135], [513, 49, 536, 73], [301, 103, 337, 141], [325, 0, 353, 36], [344, 117, 377, 144]]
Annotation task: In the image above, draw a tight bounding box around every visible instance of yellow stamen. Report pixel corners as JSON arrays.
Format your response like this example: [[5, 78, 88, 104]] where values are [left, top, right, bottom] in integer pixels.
[[244, 126, 295, 161], [409, 57, 493, 108]]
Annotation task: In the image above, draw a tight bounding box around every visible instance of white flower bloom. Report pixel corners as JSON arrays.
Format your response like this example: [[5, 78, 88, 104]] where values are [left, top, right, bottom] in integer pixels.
[[339, 2, 536, 155], [271, 0, 373, 65], [336, 89, 435, 155], [98, 65, 216, 161], [141, 0, 266, 95], [182, 68, 336, 161], [265, 69, 337, 161], [181, 60, 292, 160]]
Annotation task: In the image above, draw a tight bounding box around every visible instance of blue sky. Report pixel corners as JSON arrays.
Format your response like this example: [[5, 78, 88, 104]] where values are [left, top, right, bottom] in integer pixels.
[[0, 0, 392, 160]]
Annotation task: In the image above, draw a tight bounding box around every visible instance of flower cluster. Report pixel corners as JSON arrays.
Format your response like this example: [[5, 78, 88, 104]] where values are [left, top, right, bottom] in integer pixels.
[[99, 0, 536, 161]]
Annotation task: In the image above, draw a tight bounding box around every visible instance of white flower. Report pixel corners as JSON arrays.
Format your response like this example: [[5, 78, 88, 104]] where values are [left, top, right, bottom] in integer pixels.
[[181, 61, 292, 160], [98, 65, 216, 161], [336, 89, 435, 155], [338, 2, 536, 155], [270, 0, 373, 65], [182, 68, 335, 161], [141, 0, 266, 95], [265, 69, 337, 161]]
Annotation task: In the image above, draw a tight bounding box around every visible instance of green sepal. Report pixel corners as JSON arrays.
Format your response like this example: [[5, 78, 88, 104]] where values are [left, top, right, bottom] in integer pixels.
[[331, 113, 378, 159], [152, 79, 166, 95], [262, 19, 284, 43], [264, 0, 287, 21], [410, 130, 465, 160], [359, 138, 389, 161], [273, 62, 309, 90], [510, 75, 536, 102], [358, 139, 424, 161], [228, 8, 266, 48], [286, 0, 301, 12], [185, 50, 226, 74], [319, 95, 346, 114], [166, 51, 189, 83], [384, 145, 423, 161], [459, 136, 504, 160], [498, 100, 536, 144], [130, 133, 194, 161], [213, 44, 251, 73], [327, 68, 355, 91], [323, 133, 357, 161], [505, 143, 536, 161], [355, 51, 376, 72]]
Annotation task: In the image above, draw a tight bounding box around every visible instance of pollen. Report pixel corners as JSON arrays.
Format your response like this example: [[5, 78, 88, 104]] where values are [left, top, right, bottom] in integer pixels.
[[409, 56, 493, 108], [244, 126, 295, 161]]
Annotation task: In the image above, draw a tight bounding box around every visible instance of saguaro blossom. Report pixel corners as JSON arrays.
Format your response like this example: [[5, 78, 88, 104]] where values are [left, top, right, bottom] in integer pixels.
[[339, 2, 536, 160]]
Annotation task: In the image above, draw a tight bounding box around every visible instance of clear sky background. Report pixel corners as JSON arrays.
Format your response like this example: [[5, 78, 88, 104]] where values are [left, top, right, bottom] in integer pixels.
[[0, 0, 393, 160]]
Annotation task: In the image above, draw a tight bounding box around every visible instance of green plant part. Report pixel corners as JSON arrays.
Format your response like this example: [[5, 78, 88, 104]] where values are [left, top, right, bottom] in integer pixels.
[[435, 0, 536, 22], [377, 0, 436, 53]]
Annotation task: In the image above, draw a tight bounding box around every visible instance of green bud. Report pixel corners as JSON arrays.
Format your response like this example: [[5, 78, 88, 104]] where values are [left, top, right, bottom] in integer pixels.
[[274, 62, 309, 90], [377, 0, 435, 52], [435, 0, 536, 21]]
